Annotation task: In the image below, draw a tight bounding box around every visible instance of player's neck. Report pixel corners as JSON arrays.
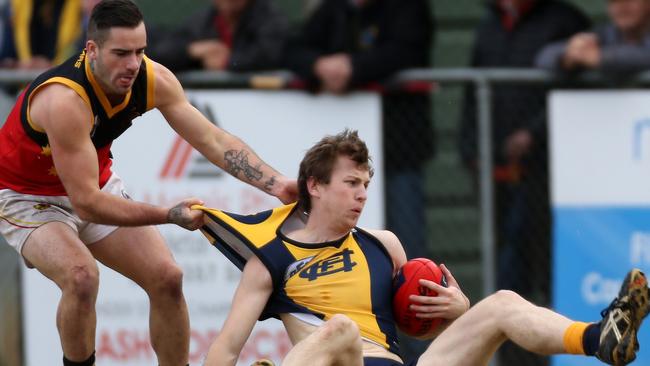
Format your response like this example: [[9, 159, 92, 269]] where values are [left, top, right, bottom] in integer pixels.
[[287, 228, 350, 244], [91, 70, 128, 106], [100, 83, 128, 106], [289, 214, 351, 244]]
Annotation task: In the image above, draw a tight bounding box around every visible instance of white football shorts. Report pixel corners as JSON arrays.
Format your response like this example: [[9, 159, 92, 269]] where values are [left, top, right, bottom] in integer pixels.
[[0, 173, 128, 256]]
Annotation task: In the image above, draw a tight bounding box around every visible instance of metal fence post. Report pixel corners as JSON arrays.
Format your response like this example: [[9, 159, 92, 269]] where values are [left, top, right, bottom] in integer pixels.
[[476, 77, 498, 366], [476, 77, 496, 297]]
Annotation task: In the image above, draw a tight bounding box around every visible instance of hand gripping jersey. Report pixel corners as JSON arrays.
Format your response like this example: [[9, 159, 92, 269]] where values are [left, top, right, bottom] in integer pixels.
[[0, 49, 156, 195], [198, 203, 401, 355]]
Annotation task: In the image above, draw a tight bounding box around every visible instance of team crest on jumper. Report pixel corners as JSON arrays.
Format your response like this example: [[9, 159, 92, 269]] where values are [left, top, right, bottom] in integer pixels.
[[299, 248, 357, 281], [284, 256, 315, 282]]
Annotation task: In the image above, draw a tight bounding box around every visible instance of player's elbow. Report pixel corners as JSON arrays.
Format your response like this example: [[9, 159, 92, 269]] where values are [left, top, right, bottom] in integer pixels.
[[73, 204, 95, 222], [69, 193, 99, 222]]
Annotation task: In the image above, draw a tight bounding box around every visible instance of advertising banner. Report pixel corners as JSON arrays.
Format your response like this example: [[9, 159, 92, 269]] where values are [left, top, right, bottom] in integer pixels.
[[550, 91, 650, 365], [22, 90, 383, 365]]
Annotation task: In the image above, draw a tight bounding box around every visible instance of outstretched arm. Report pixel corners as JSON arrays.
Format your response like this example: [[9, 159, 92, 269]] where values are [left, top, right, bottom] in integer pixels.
[[204, 256, 274, 366], [152, 61, 297, 203], [32, 83, 204, 229]]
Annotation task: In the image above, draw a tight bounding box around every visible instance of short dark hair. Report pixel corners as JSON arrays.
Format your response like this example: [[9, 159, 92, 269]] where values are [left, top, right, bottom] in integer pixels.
[[87, 0, 144, 45], [298, 129, 373, 213]]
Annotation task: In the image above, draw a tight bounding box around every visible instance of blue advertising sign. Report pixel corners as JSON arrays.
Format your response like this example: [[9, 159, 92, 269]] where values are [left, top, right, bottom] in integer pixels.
[[553, 208, 650, 365]]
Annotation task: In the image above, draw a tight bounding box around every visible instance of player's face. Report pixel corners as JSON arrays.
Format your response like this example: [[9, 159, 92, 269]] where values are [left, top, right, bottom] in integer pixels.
[[316, 156, 370, 230], [608, 0, 650, 33], [87, 22, 147, 96]]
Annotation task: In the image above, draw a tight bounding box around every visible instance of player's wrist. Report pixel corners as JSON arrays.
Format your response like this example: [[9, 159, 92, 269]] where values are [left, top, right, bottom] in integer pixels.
[[271, 175, 298, 204], [270, 175, 287, 196], [166, 204, 183, 225]]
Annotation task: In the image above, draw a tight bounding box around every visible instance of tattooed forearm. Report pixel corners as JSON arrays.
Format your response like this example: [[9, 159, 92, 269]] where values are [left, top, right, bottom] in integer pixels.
[[263, 175, 277, 193], [224, 149, 263, 182]]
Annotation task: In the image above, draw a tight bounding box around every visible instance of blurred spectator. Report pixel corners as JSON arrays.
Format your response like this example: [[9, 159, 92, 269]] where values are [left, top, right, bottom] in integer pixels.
[[459, 0, 590, 363], [284, 0, 434, 360], [0, 0, 86, 69], [284, 0, 434, 253], [79, 0, 101, 43], [536, 0, 650, 74], [146, 0, 289, 72]]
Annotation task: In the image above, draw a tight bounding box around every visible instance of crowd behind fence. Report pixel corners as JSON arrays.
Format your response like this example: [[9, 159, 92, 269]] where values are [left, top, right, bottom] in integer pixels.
[[1, 67, 649, 366]]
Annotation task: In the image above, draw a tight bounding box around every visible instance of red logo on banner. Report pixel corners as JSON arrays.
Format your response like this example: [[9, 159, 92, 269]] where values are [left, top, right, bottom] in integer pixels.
[[159, 101, 224, 180], [160, 136, 194, 179]]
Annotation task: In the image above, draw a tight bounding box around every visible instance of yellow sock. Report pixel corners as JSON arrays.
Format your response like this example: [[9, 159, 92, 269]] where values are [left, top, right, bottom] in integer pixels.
[[563, 322, 590, 355]]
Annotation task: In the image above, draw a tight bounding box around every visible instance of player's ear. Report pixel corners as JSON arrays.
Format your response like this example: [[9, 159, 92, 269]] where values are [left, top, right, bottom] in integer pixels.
[[86, 40, 98, 60], [307, 176, 321, 198]]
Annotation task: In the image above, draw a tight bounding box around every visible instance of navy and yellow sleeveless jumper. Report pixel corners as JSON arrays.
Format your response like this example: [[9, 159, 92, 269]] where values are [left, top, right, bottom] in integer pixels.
[[0, 49, 155, 195], [198, 203, 401, 355]]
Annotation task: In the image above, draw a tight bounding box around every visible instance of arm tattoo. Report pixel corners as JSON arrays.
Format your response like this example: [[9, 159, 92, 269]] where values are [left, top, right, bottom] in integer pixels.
[[224, 150, 263, 182], [167, 204, 189, 227], [263, 175, 277, 193]]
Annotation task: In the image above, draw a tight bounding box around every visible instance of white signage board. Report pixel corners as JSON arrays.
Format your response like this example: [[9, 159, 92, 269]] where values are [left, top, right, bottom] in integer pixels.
[[550, 91, 650, 205], [22, 90, 383, 365]]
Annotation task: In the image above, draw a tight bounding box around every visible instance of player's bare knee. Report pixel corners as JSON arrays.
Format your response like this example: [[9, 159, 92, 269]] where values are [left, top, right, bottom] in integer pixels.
[[499, 289, 525, 303], [489, 289, 521, 303], [348, 326, 363, 353], [63, 264, 99, 306], [321, 314, 360, 343], [328, 314, 358, 333], [147, 262, 184, 300], [486, 290, 526, 313]]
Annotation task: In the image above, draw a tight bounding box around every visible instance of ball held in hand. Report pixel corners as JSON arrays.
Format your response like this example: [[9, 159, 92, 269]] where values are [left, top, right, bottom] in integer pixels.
[[392, 258, 447, 337]]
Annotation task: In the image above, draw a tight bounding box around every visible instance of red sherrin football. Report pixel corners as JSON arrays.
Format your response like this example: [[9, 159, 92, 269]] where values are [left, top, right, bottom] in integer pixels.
[[392, 258, 447, 338]]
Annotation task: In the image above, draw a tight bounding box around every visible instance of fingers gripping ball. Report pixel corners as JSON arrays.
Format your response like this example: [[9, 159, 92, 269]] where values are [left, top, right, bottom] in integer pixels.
[[392, 258, 448, 337]]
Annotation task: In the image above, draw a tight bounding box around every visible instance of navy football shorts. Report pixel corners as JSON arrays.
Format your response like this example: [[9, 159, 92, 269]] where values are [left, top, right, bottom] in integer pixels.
[[364, 357, 419, 366]]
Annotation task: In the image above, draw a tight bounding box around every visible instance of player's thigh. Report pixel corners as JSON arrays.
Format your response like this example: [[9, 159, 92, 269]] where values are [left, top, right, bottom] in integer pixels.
[[88, 225, 178, 288], [22, 222, 97, 287], [417, 302, 504, 366]]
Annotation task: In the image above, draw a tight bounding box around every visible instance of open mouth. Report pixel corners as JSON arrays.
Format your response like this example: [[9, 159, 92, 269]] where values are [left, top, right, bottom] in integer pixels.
[[118, 75, 135, 85]]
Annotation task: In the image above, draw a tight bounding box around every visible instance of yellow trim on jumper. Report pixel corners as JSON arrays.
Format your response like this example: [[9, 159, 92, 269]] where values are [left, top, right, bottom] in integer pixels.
[[144, 55, 155, 111], [26, 77, 93, 133]]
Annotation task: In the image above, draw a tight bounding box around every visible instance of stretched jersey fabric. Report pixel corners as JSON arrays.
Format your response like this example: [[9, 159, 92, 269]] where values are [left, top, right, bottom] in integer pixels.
[[0, 49, 155, 195], [197, 203, 401, 355]]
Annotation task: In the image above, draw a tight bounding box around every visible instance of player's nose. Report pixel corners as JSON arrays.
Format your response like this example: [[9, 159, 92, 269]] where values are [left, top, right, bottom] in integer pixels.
[[125, 54, 140, 71], [356, 186, 367, 202]]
